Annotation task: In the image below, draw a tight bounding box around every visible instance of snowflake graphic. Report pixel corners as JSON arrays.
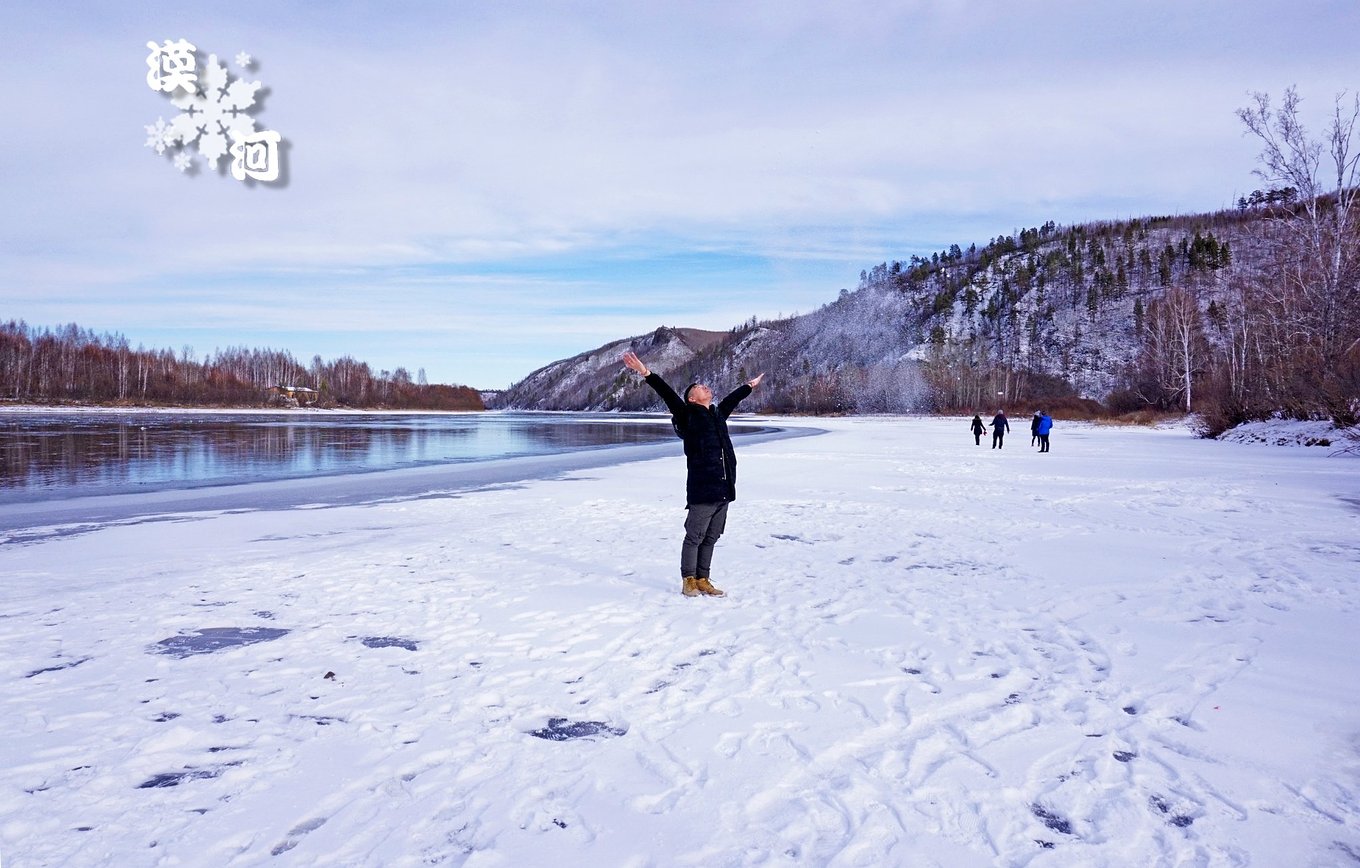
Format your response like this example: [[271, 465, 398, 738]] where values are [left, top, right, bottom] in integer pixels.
[[164, 53, 260, 169], [143, 41, 283, 182], [143, 117, 171, 155]]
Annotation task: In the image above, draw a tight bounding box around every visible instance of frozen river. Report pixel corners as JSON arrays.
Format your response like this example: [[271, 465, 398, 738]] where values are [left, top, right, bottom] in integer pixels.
[[0, 409, 799, 534], [0, 410, 770, 503]]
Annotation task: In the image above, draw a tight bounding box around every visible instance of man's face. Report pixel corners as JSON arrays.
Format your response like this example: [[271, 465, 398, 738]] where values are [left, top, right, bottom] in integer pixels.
[[687, 384, 713, 405]]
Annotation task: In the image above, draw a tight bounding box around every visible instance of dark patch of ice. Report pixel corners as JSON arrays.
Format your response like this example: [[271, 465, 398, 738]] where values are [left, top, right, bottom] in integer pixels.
[[254, 610, 275, 620], [137, 768, 222, 788], [1122, 705, 1138, 715], [1030, 804, 1073, 835], [1035, 840, 1056, 850], [151, 627, 290, 658], [26, 656, 93, 678], [361, 636, 419, 651], [1004, 693, 1022, 706], [1113, 750, 1137, 763], [152, 712, 181, 723], [902, 667, 922, 675], [293, 715, 343, 726], [528, 718, 627, 741]]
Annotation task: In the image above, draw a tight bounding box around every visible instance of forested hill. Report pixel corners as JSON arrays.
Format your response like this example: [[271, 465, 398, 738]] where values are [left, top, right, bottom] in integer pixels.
[[493, 196, 1359, 433]]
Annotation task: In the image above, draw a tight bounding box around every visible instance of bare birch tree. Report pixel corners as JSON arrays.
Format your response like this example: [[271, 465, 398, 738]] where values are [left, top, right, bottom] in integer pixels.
[[1238, 87, 1360, 419]]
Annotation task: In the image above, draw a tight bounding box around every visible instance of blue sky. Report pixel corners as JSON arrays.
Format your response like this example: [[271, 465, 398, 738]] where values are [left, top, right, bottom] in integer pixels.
[[1, 2, 1356, 388]]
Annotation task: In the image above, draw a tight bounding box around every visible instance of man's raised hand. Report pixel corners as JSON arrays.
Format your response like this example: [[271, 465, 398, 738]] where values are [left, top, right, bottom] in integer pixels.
[[622, 351, 650, 377]]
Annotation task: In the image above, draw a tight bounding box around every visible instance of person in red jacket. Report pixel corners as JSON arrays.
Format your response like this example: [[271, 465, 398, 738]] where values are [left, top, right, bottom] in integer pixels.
[[623, 350, 763, 597]]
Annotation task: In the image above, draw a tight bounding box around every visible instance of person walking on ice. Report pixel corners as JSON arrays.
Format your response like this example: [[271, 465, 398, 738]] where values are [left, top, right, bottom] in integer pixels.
[[622, 350, 764, 597], [991, 409, 1010, 449], [970, 413, 987, 446], [1037, 410, 1053, 453]]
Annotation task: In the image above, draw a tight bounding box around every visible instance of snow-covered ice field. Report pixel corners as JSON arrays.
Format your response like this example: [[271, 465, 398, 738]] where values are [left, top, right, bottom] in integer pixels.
[[2, 416, 1358, 866]]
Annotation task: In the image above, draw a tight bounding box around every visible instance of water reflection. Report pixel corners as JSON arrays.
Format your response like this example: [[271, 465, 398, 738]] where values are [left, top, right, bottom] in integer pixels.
[[0, 413, 682, 502]]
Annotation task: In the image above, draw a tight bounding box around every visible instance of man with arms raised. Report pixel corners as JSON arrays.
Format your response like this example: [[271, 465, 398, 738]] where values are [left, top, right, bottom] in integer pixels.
[[622, 350, 764, 597]]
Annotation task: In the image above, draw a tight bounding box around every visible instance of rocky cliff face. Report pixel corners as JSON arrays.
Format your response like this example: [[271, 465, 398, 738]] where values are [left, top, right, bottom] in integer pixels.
[[492, 326, 733, 411]]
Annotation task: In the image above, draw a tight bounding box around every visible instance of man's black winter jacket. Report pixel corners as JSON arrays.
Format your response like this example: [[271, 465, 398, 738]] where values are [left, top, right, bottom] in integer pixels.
[[644, 373, 752, 506]]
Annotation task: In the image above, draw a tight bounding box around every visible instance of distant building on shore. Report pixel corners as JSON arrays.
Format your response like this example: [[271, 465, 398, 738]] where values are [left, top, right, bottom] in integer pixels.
[[270, 385, 319, 406]]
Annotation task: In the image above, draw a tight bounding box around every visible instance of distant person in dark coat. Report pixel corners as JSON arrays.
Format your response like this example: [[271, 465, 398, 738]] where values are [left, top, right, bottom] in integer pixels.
[[970, 414, 987, 445], [1031, 411, 1042, 447], [1037, 411, 1053, 452], [622, 349, 763, 598], [991, 411, 1009, 449]]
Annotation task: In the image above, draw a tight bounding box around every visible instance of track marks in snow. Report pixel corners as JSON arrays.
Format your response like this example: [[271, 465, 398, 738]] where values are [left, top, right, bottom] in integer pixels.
[[5, 419, 1359, 865]]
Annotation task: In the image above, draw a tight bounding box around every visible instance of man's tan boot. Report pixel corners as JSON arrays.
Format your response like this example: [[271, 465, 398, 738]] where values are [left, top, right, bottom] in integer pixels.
[[682, 576, 700, 597], [695, 577, 726, 597]]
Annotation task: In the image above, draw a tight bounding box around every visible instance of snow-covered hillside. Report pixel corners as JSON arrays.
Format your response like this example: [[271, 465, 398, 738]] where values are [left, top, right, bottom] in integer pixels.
[[495, 211, 1263, 416]]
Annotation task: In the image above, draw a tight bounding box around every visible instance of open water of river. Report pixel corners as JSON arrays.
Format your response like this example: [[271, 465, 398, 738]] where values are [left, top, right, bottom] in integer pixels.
[[0, 412, 716, 503]]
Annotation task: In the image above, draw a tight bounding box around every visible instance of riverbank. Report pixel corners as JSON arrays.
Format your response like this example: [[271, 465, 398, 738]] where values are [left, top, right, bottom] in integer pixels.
[[0, 403, 484, 415]]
